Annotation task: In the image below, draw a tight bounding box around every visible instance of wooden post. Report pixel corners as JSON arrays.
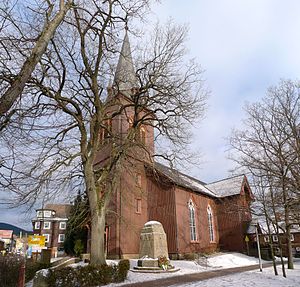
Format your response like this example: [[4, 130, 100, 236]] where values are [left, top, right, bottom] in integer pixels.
[[18, 261, 25, 287]]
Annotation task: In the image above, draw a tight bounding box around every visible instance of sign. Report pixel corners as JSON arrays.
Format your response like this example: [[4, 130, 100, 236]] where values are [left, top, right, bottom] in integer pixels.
[[28, 235, 46, 247], [244, 235, 250, 242]]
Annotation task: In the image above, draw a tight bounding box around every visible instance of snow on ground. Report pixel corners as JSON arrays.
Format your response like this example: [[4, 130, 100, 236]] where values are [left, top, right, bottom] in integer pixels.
[[106, 252, 267, 286], [26, 253, 299, 287], [172, 262, 300, 287]]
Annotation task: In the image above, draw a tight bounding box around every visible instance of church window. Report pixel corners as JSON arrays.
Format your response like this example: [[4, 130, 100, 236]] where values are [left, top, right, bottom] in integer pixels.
[[140, 127, 146, 145], [135, 198, 142, 214], [207, 206, 214, 242], [188, 200, 197, 241], [99, 118, 112, 143], [128, 116, 134, 128], [135, 173, 142, 187]]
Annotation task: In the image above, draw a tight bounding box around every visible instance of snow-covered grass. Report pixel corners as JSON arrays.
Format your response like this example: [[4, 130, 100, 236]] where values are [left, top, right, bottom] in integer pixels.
[[106, 252, 268, 286], [173, 261, 300, 287], [26, 253, 300, 287]]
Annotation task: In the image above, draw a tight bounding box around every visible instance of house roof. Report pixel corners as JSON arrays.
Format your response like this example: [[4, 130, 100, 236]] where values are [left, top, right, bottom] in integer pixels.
[[206, 175, 246, 198], [44, 204, 72, 218], [150, 162, 217, 198], [0, 230, 13, 239]]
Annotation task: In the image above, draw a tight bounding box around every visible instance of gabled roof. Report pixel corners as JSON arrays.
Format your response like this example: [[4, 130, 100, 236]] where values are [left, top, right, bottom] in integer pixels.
[[150, 162, 217, 198], [0, 230, 13, 239], [206, 175, 246, 198]]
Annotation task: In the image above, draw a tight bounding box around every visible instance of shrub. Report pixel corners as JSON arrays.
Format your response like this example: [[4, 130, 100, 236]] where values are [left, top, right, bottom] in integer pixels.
[[25, 259, 51, 282], [115, 259, 130, 282], [46, 260, 130, 287], [74, 239, 84, 257], [0, 254, 24, 287]]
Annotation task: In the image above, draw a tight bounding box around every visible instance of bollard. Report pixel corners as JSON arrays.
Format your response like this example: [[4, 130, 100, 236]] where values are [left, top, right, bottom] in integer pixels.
[[18, 261, 25, 287]]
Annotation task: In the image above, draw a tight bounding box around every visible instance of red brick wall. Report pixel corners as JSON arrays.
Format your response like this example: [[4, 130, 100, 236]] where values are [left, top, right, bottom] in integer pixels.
[[216, 192, 252, 252], [175, 187, 219, 255], [147, 176, 177, 254]]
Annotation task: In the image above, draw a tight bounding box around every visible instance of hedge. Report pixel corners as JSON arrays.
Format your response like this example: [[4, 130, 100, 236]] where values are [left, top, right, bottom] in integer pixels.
[[46, 259, 130, 287]]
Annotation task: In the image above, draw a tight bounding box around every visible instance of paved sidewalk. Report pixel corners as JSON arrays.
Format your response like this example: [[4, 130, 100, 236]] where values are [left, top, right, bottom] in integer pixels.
[[121, 262, 279, 287]]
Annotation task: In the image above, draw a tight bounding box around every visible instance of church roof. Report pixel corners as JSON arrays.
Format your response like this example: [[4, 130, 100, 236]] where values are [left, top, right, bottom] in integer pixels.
[[113, 31, 138, 92], [206, 175, 246, 198], [149, 163, 250, 199], [152, 162, 217, 197]]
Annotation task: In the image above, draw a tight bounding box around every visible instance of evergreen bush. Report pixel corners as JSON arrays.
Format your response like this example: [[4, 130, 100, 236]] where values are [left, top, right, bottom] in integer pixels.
[[46, 260, 130, 286], [115, 259, 130, 282]]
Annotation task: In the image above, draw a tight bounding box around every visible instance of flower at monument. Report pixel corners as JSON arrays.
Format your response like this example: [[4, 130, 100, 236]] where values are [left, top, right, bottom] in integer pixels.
[[158, 255, 169, 270]]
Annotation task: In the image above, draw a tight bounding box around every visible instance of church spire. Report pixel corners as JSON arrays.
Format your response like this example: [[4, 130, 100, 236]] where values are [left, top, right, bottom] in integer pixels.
[[113, 30, 138, 92]]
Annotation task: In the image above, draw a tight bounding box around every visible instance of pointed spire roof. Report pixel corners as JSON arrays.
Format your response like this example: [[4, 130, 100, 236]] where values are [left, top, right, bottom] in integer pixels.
[[113, 31, 138, 92]]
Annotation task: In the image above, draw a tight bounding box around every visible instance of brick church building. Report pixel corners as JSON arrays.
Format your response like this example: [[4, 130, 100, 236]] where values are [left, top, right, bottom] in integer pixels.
[[95, 32, 254, 259]]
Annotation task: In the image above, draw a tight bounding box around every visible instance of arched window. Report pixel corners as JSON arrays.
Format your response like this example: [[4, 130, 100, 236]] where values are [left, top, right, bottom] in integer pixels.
[[188, 200, 197, 241], [140, 127, 146, 145], [207, 205, 214, 242]]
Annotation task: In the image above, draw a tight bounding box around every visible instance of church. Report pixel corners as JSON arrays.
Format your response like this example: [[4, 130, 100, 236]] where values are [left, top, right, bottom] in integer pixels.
[[94, 32, 254, 260]]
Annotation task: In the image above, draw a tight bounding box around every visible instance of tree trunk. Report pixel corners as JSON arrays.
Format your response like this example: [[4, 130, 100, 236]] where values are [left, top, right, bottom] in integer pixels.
[[90, 208, 106, 265], [282, 183, 294, 269], [285, 209, 294, 269], [265, 216, 278, 275]]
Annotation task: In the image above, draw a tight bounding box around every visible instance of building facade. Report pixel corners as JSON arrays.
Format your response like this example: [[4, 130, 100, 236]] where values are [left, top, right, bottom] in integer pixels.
[[32, 204, 72, 257], [94, 31, 254, 259]]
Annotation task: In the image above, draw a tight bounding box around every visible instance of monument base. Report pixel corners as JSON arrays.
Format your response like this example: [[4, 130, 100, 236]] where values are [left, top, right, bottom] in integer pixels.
[[132, 265, 180, 273]]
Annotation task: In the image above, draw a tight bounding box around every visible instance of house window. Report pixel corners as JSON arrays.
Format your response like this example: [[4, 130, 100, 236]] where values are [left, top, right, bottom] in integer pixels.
[[34, 221, 41, 229], [37, 211, 43, 218], [43, 222, 51, 229], [44, 210, 52, 217], [290, 234, 294, 242], [272, 235, 278, 242], [44, 234, 50, 243], [264, 236, 270, 243], [188, 200, 197, 241], [207, 206, 214, 242], [135, 199, 142, 214], [58, 234, 65, 243], [59, 222, 66, 230]]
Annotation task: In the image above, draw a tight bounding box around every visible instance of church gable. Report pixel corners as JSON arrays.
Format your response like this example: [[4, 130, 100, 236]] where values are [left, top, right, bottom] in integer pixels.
[[206, 174, 253, 199]]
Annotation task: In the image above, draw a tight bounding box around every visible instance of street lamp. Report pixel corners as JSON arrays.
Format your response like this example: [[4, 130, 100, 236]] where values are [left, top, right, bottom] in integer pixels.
[[254, 222, 263, 272]]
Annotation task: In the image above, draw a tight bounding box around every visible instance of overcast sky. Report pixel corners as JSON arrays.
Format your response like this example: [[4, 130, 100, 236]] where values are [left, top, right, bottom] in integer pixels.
[[2, 0, 300, 229], [152, 0, 300, 181]]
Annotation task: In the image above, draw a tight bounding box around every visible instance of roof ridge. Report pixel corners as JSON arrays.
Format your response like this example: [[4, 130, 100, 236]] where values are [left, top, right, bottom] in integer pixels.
[[153, 161, 206, 185], [206, 174, 245, 185]]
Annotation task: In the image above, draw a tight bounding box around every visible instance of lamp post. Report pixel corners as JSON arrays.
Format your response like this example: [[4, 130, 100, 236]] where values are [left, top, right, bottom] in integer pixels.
[[255, 223, 263, 272]]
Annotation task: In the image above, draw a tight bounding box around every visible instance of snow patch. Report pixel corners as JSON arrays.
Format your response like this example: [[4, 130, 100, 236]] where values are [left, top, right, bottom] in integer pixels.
[[144, 221, 161, 226]]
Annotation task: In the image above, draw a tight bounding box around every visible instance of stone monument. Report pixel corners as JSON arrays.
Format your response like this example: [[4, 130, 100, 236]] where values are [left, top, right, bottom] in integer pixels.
[[139, 221, 168, 259], [134, 221, 179, 272]]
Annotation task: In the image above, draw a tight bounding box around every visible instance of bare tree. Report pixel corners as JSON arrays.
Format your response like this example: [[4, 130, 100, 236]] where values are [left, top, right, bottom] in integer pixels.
[[0, 1, 206, 265], [230, 79, 300, 270], [0, 0, 74, 118]]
